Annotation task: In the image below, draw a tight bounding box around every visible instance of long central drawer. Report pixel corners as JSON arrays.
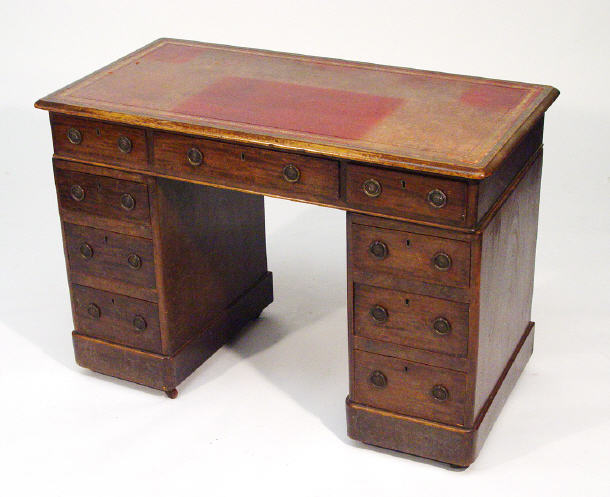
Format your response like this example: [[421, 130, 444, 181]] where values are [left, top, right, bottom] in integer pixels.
[[152, 131, 340, 204]]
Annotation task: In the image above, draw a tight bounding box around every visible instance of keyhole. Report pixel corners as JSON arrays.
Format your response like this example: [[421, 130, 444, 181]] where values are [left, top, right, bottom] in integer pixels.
[[405, 239, 410, 247], [241, 152, 246, 161], [405, 299, 410, 306], [404, 366, 409, 373], [95, 129, 101, 136], [104, 236, 108, 244], [401, 180, 407, 189], [111, 298, 115, 305]]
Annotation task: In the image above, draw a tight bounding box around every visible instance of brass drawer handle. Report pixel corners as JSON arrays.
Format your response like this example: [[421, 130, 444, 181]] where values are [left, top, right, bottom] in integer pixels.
[[282, 164, 300, 183], [369, 370, 387, 388], [433, 317, 451, 335], [133, 315, 147, 331], [187, 147, 203, 166], [432, 252, 451, 271], [67, 127, 82, 145], [87, 303, 101, 319], [431, 385, 449, 401], [427, 189, 447, 208], [127, 253, 142, 269], [363, 178, 381, 198], [370, 305, 389, 323], [117, 135, 133, 154], [369, 240, 388, 260], [120, 193, 135, 211], [79, 243, 94, 260], [70, 184, 85, 201]]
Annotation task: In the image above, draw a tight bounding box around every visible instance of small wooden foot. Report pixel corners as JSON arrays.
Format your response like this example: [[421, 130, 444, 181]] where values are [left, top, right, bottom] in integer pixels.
[[165, 388, 178, 399], [449, 463, 468, 469]]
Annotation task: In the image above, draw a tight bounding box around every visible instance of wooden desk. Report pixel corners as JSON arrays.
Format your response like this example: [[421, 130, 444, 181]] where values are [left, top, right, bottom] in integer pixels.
[[35, 38, 558, 467]]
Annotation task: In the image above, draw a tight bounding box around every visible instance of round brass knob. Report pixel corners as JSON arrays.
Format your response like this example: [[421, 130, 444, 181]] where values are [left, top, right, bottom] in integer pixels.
[[120, 193, 135, 211], [127, 253, 142, 269], [433, 252, 451, 271], [369, 370, 387, 388], [433, 317, 452, 335], [427, 189, 447, 208], [431, 385, 449, 401], [133, 315, 147, 331], [282, 164, 300, 183], [117, 136, 132, 154], [67, 128, 82, 145], [363, 178, 382, 198], [70, 184, 85, 202], [79, 243, 93, 260], [187, 147, 203, 166], [87, 303, 101, 319], [370, 305, 389, 323], [369, 240, 388, 260]]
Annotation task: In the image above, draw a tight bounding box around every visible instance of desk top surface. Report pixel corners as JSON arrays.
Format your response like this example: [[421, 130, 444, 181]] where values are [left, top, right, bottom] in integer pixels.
[[36, 38, 558, 179]]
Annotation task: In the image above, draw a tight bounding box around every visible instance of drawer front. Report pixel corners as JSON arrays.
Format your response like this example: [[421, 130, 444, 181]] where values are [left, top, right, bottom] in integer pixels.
[[351, 224, 471, 288], [72, 284, 161, 353], [55, 167, 150, 223], [152, 131, 339, 203], [64, 223, 156, 288], [346, 164, 468, 224], [352, 350, 466, 425], [354, 283, 469, 356], [51, 114, 148, 169]]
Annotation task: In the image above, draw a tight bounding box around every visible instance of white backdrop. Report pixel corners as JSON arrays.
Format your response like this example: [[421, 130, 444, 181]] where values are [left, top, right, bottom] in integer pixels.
[[1, 1, 608, 496]]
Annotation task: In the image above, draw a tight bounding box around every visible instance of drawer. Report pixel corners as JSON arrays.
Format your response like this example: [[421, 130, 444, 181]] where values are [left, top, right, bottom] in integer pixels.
[[72, 284, 161, 353], [354, 283, 469, 356], [54, 167, 150, 224], [152, 131, 339, 204], [64, 223, 156, 288], [352, 350, 466, 425], [350, 224, 471, 288], [346, 163, 468, 225], [51, 114, 148, 169]]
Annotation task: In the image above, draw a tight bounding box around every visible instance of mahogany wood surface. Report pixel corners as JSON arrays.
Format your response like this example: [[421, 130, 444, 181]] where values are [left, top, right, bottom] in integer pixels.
[[36, 39, 558, 179], [353, 283, 470, 356], [36, 39, 558, 467]]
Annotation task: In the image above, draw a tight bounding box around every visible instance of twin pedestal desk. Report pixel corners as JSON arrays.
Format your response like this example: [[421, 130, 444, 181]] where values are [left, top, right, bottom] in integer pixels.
[[36, 39, 558, 467]]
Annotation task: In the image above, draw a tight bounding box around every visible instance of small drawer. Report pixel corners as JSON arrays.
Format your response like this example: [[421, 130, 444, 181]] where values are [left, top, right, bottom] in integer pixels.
[[51, 114, 148, 169], [354, 283, 469, 356], [64, 223, 156, 289], [55, 167, 150, 223], [350, 223, 471, 288], [346, 163, 468, 225], [352, 349, 466, 426], [72, 284, 161, 353], [152, 131, 340, 204]]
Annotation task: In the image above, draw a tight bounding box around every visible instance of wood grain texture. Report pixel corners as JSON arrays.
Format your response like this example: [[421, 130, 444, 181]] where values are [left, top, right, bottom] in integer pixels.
[[36, 39, 559, 179], [352, 349, 467, 426], [55, 166, 151, 224], [351, 223, 471, 289], [151, 178, 270, 354], [347, 322, 534, 467], [152, 131, 340, 204], [474, 155, 542, 417], [51, 114, 148, 170], [72, 284, 161, 353], [346, 163, 468, 226], [354, 283, 469, 356], [72, 271, 273, 392], [64, 223, 156, 289]]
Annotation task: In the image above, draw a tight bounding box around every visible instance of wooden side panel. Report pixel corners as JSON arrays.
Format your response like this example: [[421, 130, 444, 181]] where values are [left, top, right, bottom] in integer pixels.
[[152, 179, 269, 355], [474, 155, 542, 416], [477, 118, 544, 220]]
